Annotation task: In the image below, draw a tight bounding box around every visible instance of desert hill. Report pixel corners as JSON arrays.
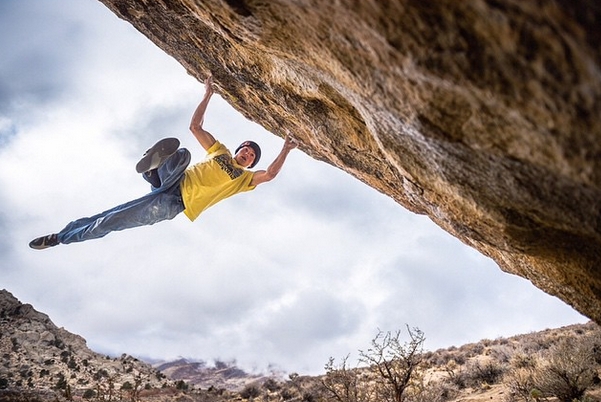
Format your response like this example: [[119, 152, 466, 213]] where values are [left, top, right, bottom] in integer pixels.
[[0, 289, 172, 400], [0, 289, 276, 401], [2, 289, 601, 402]]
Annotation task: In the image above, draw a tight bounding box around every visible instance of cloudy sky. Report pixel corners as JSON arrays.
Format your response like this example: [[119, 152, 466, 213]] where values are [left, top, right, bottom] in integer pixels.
[[0, 0, 587, 375]]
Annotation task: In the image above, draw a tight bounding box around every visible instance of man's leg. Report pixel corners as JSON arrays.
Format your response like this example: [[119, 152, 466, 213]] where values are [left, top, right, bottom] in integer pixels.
[[54, 187, 184, 245], [155, 148, 191, 189], [29, 143, 191, 250], [30, 179, 186, 249]]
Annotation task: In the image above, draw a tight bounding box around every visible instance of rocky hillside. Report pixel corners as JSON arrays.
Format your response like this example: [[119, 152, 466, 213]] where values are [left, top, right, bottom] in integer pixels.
[[0, 289, 278, 401], [0, 290, 173, 399], [97, 0, 601, 324]]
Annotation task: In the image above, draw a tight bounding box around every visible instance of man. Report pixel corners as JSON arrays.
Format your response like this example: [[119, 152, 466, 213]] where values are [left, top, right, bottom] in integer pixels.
[[29, 76, 297, 250]]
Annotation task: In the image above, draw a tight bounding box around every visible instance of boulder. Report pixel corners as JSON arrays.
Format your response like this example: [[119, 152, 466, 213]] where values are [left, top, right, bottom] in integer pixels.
[[97, 0, 601, 321]]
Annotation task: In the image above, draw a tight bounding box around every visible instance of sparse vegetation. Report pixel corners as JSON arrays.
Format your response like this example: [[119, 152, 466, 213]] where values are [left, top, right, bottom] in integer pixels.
[[175, 380, 188, 391], [323, 326, 428, 402], [240, 384, 260, 399], [323, 355, 370, 402], [320, 322, 601, 402], [362, 327, 425, 402], [2, 289, 601, 402], [503, 331, 601, 402]]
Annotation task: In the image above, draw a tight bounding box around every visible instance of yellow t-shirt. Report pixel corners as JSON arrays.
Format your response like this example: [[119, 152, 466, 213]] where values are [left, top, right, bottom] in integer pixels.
[[181, 141, 256, 221]]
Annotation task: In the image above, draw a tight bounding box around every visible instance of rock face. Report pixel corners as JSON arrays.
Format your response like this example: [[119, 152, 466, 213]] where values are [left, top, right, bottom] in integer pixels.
[[98, 1, 601, 321]]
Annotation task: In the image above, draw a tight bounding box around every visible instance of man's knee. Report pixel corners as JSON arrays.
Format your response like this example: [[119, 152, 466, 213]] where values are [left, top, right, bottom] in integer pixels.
[[164, 148, 191, 169], [177, 148, 191, 164], [158, 148, 190, 186]]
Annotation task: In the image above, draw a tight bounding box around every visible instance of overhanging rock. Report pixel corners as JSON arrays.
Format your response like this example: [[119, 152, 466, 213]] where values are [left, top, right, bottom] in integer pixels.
[[98, 0, 601, 321]]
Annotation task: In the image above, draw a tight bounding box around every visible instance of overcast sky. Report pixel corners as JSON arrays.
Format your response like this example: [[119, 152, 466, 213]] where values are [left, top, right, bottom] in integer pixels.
[[0, 0, 587, 375]]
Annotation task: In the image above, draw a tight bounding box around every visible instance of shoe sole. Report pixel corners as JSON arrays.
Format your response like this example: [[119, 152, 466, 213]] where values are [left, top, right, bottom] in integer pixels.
[[29, 241, 50, 250], [135, 138, 180, 173], [29, 234, 58, 250]]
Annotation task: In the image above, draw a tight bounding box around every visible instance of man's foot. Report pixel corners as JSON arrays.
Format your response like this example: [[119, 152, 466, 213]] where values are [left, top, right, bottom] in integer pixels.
[[135, 138, 180, 173], [29, 234, 59, 250]]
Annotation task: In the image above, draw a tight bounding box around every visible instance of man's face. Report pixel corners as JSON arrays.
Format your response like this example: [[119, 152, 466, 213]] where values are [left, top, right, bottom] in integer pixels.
[[235, 146, 256, 168]]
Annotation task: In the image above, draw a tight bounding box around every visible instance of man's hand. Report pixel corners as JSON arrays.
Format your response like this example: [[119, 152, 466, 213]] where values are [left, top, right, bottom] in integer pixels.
[[251, 134, 297, 186], [204, 75, 214, 99], [283, 135, 298, 151]]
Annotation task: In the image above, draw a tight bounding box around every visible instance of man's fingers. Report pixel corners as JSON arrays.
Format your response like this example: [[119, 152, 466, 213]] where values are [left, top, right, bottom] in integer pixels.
[[286, 136, 298, 149]]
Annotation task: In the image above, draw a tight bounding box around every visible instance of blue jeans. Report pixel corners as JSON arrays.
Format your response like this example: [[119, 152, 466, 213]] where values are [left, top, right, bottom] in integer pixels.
[[57, 148, 191, 245]]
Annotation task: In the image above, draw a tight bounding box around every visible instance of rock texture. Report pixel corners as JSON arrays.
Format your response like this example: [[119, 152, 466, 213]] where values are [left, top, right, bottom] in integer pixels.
[[98, 1, 601, 321]]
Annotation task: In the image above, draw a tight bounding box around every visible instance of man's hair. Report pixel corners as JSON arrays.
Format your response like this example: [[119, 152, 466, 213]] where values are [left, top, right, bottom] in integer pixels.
[[235, 141, 261, 168]]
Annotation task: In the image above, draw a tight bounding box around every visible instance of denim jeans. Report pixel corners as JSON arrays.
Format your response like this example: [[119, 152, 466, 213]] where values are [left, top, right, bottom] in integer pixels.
[[57, 148, 191, 245]]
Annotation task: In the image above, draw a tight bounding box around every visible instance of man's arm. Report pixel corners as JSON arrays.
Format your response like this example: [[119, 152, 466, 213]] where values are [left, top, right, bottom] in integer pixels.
[[251, 136, 297, 186], [189, 76, 217, 151]]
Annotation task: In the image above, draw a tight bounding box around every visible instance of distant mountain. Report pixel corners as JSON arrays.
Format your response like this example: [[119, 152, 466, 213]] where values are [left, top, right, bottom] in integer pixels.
[[155, 358, 273, 391]]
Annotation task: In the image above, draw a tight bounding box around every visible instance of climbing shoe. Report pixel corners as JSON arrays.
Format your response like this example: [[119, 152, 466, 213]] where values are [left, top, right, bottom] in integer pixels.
[[29, 234, 59, 250], [135, 137, 180, 173]]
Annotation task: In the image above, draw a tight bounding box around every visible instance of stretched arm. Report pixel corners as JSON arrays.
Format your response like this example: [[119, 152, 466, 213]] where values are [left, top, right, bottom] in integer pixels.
[[251, 136, 297, 186], [189, 75, 217, 151]]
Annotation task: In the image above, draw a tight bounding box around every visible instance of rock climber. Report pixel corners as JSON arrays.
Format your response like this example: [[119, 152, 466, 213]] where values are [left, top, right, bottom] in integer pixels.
[[29, 76, 297, 250]]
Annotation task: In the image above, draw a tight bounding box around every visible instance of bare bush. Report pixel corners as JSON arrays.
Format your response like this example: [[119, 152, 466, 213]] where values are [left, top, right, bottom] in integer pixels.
[[240, 384, 260, 399], [287, 372, 326, 402], [487, 345, 513, 364], [504, 334, 599, 402], [536, 337, 597, 402], [470, 360, 506, 386], [359, 326, 425, 402], [324, 326, 426, 402], [447, 358, 505, 391], [322, 355, 371, 402], [404, 380, 459, 402], [503, 353, 541, 402]]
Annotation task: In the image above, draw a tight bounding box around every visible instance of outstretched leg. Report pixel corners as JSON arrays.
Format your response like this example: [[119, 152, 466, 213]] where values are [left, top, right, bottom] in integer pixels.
[[29, 148, 191, 249], [56, 186, 184, 245]]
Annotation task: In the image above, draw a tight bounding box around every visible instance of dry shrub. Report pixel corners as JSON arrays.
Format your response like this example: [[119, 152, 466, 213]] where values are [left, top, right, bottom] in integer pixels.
[[322, 356, 371, 402], [504, 334, 600, 402], [359, 327, 425, 402], [487, 345, 513, 364], [404, 380, 459, 402], [503, 353, 540, 402], [536, 337, 597, 402], [449, 359, 506, 390], [240, 384, 261, 399]]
